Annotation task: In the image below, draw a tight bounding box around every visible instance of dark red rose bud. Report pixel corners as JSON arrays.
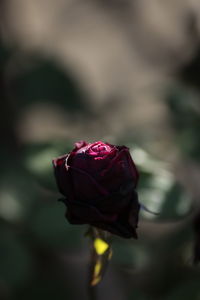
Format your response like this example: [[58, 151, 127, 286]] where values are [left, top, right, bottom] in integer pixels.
[[53, 141, 140, 238]]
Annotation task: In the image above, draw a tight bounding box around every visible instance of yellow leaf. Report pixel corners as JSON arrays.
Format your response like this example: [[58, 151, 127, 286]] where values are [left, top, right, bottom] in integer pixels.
[[91, 276, 101, 286], [94, 261, 101, 277], [94, 238, 109, 255], [108, 248, 113, 260]]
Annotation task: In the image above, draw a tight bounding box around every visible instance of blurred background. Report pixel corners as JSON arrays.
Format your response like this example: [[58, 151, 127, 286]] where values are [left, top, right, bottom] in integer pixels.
[[1, 0, 200, 299]]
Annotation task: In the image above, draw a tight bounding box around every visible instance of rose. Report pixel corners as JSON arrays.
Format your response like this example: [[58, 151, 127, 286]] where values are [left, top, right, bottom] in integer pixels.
[[53, 141, 140, 238]]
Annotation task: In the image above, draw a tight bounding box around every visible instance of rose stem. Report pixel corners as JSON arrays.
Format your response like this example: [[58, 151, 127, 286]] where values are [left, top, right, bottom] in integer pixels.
[[88, 285, 98, 300], [87, 226, 99, 300]]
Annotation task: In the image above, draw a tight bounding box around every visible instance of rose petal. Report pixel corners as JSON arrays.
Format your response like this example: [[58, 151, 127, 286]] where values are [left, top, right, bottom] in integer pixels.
[[62, 199, 118, 223], [90, 221, 137, 238], [74, 140, 88, 150], [93, 188, 133, 214], [98, 147, 138, 193], [53, 154, 74, 199]]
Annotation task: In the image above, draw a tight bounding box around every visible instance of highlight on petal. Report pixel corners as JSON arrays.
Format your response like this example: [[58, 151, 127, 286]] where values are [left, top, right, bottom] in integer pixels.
[[74, 140, 87, 149], [52, 154, 68, 167]]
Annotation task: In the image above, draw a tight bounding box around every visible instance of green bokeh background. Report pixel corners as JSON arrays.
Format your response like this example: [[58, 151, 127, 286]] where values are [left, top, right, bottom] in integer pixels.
[[1, 6, 200, 299]]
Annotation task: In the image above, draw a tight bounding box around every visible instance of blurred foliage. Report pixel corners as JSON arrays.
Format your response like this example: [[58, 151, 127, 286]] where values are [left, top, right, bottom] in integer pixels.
[[0, 28, 200, 300], [167, 86, 200, 160], [23, 142, 69, 190], [0, 227, 33, 287], [11, 57, 87, 112]]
